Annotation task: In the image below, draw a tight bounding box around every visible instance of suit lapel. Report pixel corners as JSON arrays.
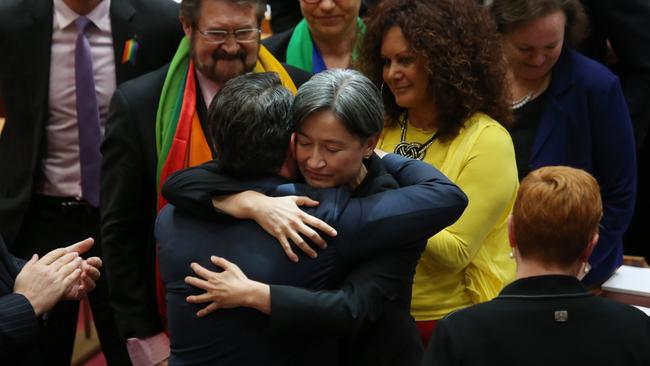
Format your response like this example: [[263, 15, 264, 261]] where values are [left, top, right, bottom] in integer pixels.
[[109, 0, 137, 84], [529, 49, 575, 164], [26, 0, 54, 140]]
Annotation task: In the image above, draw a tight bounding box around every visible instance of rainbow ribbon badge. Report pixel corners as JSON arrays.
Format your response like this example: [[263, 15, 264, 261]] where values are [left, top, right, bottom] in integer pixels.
[[122, 38, 140, 65]]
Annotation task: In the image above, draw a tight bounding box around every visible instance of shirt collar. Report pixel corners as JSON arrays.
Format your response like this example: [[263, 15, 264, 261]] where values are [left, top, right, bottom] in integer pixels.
[[499, 275, 592, 298], [195, 70, 221, 109], [53, 0, 112, 33]]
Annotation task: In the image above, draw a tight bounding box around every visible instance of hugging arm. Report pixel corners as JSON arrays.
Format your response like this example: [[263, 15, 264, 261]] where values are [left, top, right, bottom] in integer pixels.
[[162, 160, 233, 219], [185, 154, 467, 336], [269, 243, 423, 338], [163, 162, 336, 260], [185, 244, 422, 339]]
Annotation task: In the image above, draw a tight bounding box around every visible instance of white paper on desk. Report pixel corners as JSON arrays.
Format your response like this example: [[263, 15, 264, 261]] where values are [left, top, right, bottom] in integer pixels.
[[602, 265, 650, 296], [633, 305, 650, 317]]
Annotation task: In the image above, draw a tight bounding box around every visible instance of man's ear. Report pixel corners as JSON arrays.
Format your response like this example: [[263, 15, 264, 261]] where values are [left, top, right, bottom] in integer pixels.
[[180, 16, 193, 39], [290, 132, 296, 149], [278, 133, 298, 179]]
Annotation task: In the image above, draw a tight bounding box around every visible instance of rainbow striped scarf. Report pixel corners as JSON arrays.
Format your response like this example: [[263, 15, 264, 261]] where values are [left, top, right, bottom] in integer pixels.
[[155, 37, 298, 210]]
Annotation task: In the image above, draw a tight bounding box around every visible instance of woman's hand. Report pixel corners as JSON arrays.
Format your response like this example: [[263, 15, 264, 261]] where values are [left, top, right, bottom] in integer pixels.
[[249, 194, 338, 262], [185, 256, 270, 316], [213, 191, 338, 262]]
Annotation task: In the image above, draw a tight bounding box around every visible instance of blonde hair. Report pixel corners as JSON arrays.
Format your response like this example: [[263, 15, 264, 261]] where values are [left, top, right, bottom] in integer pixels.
[[513, 166, 602, 267]]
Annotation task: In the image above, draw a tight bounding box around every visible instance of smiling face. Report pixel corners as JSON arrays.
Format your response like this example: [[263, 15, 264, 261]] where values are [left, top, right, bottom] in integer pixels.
[[502, 10, 565, 81], [380, 26, 431, 110], [300, 0, 361, 40], [295, 109, 376, 188], [182, 0, 260, 84]]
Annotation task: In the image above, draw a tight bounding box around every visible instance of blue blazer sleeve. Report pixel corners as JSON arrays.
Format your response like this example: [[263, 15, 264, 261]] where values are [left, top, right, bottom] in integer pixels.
[[268, 155, 467, 337], [282, 154, 467, 263], [583, 73, 637, 285], [535, 50, 637, 285], [269, 242, 422, 339]]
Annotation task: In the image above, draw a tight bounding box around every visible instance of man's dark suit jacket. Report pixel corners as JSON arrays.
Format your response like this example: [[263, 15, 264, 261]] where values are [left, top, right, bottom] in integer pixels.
[[157, 154, 468, 365], [101, 63, 312, 340], [0, 234, 42, 365], [423, 275, 650, 366], [0, 0, 183, 248]]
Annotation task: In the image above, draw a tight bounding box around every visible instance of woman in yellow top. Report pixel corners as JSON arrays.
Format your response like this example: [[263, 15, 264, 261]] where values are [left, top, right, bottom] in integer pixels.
[[359, 0, 519, 345]]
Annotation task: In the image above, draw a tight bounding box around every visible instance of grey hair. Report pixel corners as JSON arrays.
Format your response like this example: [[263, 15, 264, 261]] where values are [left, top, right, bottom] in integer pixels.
[[292, 69, 384, 142], [180, 0, 267, 27]]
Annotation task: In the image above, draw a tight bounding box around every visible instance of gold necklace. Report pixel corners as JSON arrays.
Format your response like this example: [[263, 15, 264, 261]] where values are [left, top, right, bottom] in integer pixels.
[[393, 119, 438, 160]]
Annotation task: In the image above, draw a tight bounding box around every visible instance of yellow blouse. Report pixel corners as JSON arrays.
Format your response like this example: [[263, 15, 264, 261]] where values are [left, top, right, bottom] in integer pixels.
[[378, 113, 518, 320]]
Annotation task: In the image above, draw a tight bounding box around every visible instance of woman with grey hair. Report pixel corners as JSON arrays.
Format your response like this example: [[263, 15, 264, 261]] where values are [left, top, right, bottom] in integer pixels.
[[163, 68, 455, 364], [489, 0, 637, 286], [291, 69, 385, 191]]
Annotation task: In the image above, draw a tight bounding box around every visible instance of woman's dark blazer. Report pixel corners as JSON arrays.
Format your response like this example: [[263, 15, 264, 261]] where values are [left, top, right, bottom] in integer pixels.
[[529, 48, 636, 285], [423, 275, 650, 366]]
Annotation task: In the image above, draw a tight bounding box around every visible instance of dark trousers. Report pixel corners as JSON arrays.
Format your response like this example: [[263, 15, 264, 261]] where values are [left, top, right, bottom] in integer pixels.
[[13, 195, 131, 366]]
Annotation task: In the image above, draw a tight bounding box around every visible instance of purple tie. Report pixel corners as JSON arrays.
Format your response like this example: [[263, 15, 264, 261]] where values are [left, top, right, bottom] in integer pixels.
[[75, 16, 101, 207]]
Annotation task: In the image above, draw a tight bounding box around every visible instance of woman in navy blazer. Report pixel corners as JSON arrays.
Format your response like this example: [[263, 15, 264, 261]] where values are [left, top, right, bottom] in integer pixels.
[[489, 0, 636, 286]]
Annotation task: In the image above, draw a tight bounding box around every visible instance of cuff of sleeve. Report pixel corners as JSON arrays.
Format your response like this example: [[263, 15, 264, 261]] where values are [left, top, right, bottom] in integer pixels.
[[126, 332, 170, 366], [2, 293, 40, 346]]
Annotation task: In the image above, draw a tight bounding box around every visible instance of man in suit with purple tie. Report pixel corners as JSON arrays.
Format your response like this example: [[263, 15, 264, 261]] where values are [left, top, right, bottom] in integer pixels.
[[0, 0, 183, 363]]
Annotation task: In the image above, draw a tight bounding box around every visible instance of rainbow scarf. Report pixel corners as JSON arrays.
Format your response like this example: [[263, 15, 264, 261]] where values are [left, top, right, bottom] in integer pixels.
[[286, 17, 366, 73], [154, 37, 298, 323], [155, 37, 298, 210]]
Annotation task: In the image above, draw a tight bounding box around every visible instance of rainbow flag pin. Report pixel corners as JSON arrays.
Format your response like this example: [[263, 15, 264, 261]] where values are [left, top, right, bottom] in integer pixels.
[[122, 38, 140, 65]]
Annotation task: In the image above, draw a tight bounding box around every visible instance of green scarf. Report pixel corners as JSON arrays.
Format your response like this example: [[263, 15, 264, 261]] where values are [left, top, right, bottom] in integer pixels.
[[286, 17, 366, 72]]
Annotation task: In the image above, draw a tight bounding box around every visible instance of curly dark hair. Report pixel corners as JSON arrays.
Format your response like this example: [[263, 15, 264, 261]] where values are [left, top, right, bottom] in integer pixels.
[[358, 0, 512, 141]]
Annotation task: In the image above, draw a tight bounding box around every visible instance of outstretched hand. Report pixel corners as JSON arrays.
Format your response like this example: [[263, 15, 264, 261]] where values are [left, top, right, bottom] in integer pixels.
[[185, 256, 270, 317]]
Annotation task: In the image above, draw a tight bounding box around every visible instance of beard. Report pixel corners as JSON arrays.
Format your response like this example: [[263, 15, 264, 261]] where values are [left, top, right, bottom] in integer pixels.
[[191, 39, 257, 84]]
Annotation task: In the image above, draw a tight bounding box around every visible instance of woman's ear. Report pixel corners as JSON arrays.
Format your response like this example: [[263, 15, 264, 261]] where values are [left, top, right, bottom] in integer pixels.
[[363, 133, 380, 157], [507, 215, 517, 250], [580, 233, 599, 262]]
